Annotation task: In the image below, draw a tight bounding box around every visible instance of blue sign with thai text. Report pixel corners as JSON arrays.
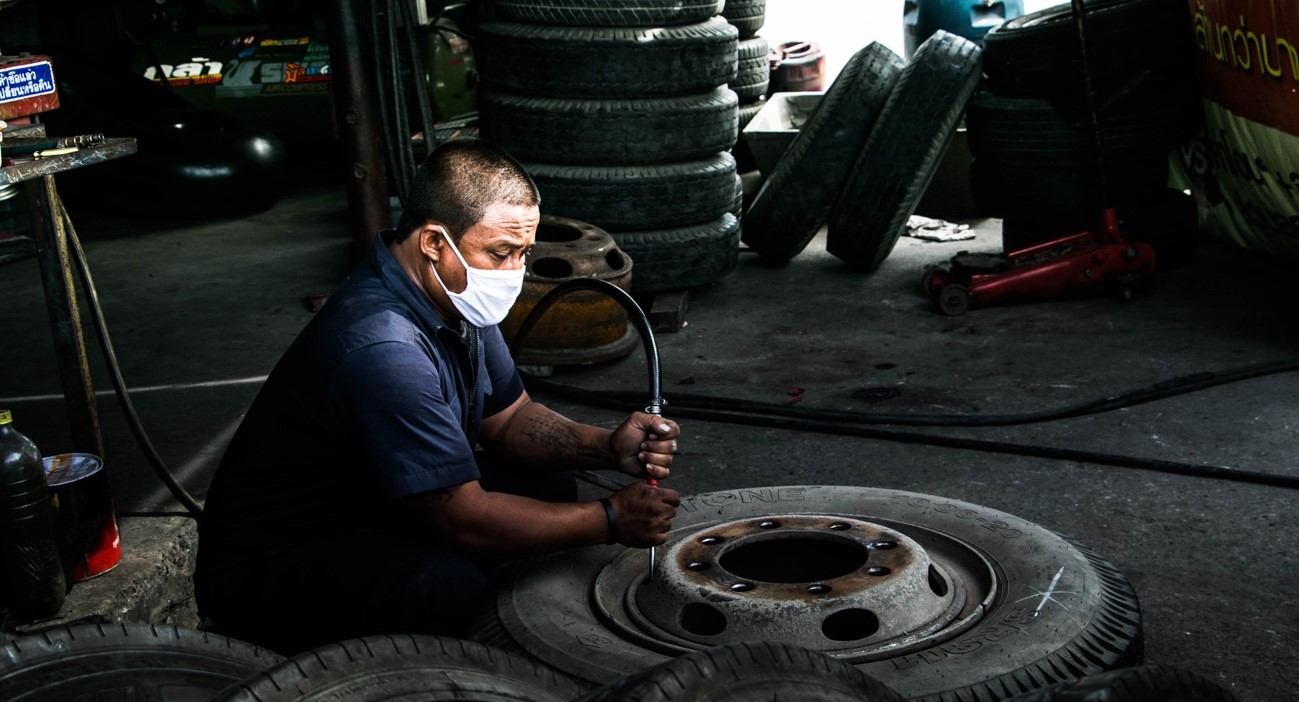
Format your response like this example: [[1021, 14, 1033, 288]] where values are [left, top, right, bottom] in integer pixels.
[[0, 61, 56, 104]]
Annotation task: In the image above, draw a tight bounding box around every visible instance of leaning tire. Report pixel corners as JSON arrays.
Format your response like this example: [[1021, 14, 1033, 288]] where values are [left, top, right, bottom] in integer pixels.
[[215, 635, 588, 701], [826, 31, 982, 271], [1003, 663, 1240, 702], [610, 213, 740, 293], [491, 0, 723, 27], [981, 0, 1193, 99], [477, 18, 738, 98], [741, 42, 904, 263], [476, 485, 1142, 701], [479, 88, 739, 166], [0, 622, 283, 701], [578, 641, 906, 702], [526, 153, 738, 231]]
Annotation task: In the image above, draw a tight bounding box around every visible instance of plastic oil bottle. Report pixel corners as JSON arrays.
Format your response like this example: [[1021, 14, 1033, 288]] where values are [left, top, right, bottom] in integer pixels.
[[0, 409, 66, 620]]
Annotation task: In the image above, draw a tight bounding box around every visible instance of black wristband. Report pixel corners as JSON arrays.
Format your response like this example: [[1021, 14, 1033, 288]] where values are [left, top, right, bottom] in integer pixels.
[[599, 497, 618, 545]]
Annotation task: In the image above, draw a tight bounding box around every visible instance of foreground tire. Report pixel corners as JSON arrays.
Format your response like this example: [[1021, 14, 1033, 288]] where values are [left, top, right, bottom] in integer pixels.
[[741, 42, 904, 262], [474, 485, 1143, 701], [479, 88, 738, 166], [1004, 663, 1240, 702], [827, 31, 982, 270], [216, 635, 587, 701], [0, 622, 282, 701], [477, 18, 738, 98], [578, 641, 905, 702]]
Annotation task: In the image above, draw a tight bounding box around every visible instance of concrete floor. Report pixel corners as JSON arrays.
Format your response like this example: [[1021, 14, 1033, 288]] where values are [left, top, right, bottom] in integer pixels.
[[1, 166, 1296, 700]]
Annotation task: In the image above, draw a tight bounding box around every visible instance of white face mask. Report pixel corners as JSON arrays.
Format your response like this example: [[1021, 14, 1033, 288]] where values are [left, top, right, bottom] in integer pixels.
[[428, 230, 525, 328]]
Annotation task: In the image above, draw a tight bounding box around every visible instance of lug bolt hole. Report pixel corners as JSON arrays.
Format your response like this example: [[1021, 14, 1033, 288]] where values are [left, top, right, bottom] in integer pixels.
[[687, 561, 710, 571], [730, 582, 755, 592], [808, 583, 832, 595], [866, 566, 891, 576]]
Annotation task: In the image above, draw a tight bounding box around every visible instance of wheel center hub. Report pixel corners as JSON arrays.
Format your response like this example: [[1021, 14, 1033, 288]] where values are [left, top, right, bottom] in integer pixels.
[[593, 515, 977, 659]]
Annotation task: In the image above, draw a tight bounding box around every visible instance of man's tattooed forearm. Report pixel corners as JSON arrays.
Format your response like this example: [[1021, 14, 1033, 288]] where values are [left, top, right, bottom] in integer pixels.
[[519, 412, 582, 458]]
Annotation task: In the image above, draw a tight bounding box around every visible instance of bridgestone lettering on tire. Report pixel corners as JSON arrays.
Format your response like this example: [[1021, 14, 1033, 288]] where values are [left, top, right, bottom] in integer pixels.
[[527, 153, 739, 231], [0, 622, 283, 702], [579, 642, 906, 702], [492, 0, 723, 27], [216, 635, 587, 701], [477, 19, 739, 98], [609, 214, 739, 293], [473, 485, 1143, 701], [827, 31, 982, 270], [742, 42, 903, 262], [479, 88, 739, 166]]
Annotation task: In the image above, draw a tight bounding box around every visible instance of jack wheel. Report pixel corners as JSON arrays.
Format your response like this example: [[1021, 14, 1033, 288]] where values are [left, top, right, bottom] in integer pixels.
[[938, 284, 970, 316]]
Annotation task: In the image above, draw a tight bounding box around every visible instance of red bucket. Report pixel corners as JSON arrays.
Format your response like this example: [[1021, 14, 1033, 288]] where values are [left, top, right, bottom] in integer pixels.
[[42, 453, 122, 582]]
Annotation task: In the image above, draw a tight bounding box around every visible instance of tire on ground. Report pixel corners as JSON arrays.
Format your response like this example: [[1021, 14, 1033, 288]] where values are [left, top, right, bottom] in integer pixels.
[[578, 641, 906, 702], [0, 622, 282, 701], [720, 0, 766, 38], [477, 18, 738, 98], [981, 0, 1194, 99], [478, 88, 738, 166], [730, 35, 770, 103], [610, 213, 739, 293], [526, 153, 739, 231], [216, 634, 587, 701], [741, 42, 904, 263], [491, 0, 722, 27], [477, 485, 1143, 701], [1003, 663, 1241, 702], [826, 31, 982, 271]]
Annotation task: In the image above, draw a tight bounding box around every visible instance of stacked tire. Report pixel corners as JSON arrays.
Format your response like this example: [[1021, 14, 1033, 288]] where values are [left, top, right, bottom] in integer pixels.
[[723, 0, 770, 175], [967, 0, 1200, 258], [477, 0, 742, 294]]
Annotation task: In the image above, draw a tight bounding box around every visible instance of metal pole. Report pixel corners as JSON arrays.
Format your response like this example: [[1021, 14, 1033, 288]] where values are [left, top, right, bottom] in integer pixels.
[[325, 0, 392, 263]]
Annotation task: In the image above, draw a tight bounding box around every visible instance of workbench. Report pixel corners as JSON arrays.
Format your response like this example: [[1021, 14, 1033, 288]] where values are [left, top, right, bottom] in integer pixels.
[[1, 123, 137, 458]]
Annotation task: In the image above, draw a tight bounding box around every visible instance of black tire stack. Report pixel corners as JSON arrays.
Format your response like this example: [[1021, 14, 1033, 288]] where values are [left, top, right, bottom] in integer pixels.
[[476, 0, 742, 295], [723, 0, 770, 144], [967, 0, 1199, 257]]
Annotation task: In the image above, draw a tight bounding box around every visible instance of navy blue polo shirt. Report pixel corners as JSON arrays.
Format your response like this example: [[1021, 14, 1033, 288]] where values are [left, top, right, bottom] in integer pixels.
[[198, 231, 525, 557]]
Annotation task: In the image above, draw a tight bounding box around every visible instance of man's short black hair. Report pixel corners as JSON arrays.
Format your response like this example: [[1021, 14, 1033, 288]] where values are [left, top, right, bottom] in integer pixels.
[[394, 137, 539, 243]]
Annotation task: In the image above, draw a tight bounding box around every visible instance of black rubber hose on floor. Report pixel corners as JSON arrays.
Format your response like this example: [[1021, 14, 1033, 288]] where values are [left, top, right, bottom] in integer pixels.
[[59, 195, 205, 517], [511, 283, 1299, 492]]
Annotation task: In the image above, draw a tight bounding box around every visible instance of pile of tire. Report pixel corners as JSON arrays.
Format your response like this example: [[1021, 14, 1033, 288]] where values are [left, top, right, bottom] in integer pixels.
[[742, 31, 983, 269], [475, 0, 743, 295], [722, 0, 770, 168], [967, 0, 1201, 259]]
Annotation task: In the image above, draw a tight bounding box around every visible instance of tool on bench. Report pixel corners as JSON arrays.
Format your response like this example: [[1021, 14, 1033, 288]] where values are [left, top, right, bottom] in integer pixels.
[[921, 0, 1156, 315]]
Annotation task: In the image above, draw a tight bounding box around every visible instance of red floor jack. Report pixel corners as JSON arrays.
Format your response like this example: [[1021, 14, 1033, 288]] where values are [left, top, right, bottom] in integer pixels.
[[922, 208, 1156, 315], [921, 0, 1157, 316]]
